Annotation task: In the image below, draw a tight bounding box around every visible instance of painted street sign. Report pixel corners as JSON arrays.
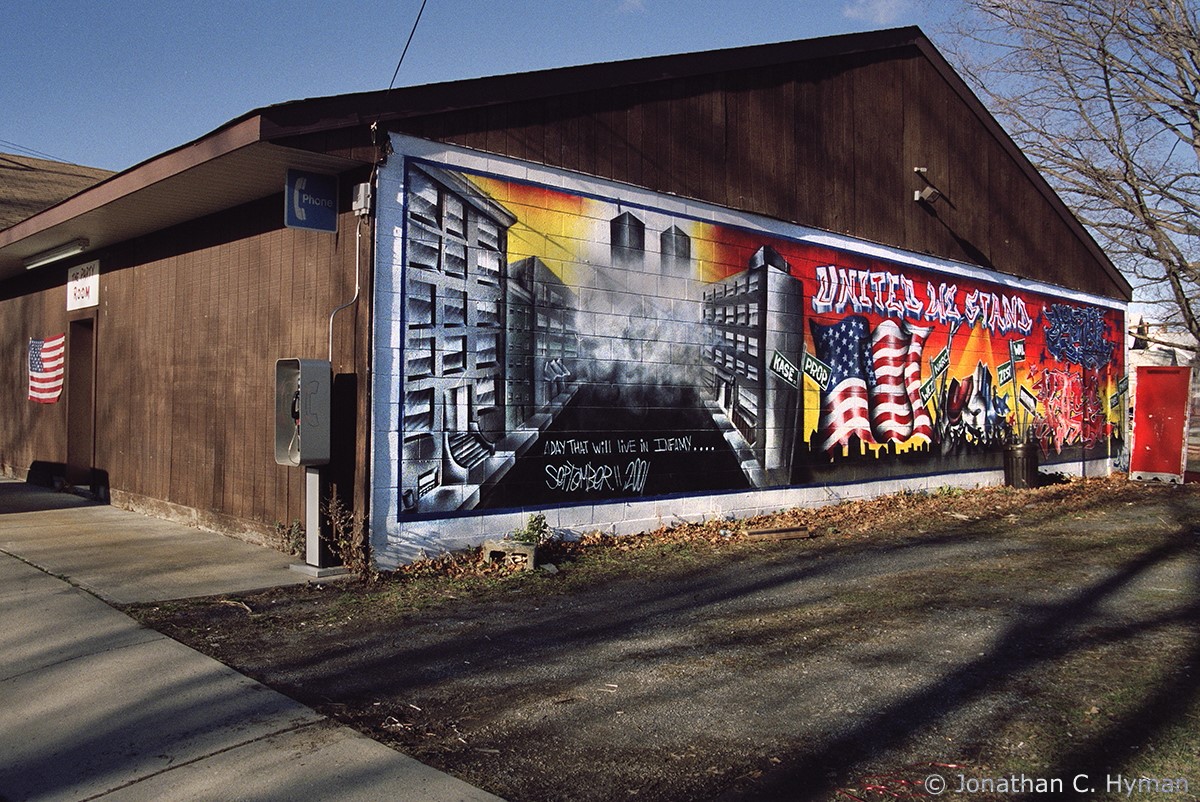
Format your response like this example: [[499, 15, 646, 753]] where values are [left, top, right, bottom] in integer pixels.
[[920, 377, 936, 404], [1019, 385, 1038, 414], [800, 351, 830, 390], [997, 359, 1013, 386], [770, 350, 800, 388], [931, 346, 950, 379]]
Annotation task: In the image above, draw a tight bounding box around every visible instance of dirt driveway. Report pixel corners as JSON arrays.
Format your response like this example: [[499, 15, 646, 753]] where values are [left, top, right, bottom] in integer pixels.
[[129, 477, 1200, 801]]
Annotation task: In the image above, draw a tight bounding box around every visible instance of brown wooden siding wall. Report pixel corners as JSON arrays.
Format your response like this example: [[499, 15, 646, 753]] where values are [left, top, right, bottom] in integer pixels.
[[394, 47, 1121, 300], [1, 185, 370, 536], [0, 270, 71, 477]]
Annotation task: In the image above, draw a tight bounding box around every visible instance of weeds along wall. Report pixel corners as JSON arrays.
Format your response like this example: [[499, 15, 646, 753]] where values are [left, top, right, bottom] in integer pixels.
[[371, 135, 1127, 566]]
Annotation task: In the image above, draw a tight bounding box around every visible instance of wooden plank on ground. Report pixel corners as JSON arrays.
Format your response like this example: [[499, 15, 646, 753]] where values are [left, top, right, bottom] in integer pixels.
[[744, 526, 814, 541]]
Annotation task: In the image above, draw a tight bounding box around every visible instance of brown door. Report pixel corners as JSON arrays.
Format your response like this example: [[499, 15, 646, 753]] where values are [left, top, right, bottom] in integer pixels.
[[66, 318, 96, 486]]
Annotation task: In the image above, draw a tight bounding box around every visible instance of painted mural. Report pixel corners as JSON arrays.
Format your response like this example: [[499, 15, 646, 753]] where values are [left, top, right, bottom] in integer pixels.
[[388, 157, 1125, 519]]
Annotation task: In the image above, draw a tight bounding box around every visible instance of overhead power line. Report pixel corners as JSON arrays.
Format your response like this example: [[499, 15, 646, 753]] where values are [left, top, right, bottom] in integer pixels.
[[0, 138, 67, 163], [388, 0, 430, 91]]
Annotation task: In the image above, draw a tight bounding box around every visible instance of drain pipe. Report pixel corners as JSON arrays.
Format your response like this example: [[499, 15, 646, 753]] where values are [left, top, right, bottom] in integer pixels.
[[329, 181, 372, 361]]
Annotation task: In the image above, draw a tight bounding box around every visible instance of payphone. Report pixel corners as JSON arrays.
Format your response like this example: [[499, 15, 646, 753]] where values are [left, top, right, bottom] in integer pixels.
[[274, 359, 331, 467], [275, 359, 337, 573]]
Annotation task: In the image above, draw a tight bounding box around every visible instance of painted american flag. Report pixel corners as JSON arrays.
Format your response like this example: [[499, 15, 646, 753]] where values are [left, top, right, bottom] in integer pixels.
[[810, 316, 876, 454], [869, 320, 914, 443], [812, 317, 937, 454], [903, 324, 934, 443], [28, 334, 65, 404]]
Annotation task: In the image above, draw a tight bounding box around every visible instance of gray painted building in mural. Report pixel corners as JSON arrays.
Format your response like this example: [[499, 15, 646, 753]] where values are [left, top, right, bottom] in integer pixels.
[[702, 245, 805, 487]]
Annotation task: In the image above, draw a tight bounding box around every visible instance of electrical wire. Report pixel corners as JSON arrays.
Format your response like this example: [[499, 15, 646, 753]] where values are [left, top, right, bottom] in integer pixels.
[[0, 138, 67, 162], [388, 0, 430, 91]]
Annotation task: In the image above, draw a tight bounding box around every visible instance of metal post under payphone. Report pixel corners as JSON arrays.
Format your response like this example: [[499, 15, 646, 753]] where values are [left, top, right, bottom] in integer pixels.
[[275, 358, 345, 577], [306, 466, 322, 566], [294, 449, 344, 577]]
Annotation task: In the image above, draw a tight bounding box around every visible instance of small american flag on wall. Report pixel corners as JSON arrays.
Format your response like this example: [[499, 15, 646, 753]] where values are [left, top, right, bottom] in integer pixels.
[[29, 334, 66, 403]]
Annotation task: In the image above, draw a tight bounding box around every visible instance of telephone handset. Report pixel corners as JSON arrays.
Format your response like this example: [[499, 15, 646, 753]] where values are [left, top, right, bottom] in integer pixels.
[[288, 383, 302, 462], [292, 177, 308, 222]]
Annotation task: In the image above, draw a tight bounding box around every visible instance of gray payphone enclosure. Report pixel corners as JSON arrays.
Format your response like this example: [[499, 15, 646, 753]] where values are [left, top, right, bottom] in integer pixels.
[[274, 358, 331, 466]]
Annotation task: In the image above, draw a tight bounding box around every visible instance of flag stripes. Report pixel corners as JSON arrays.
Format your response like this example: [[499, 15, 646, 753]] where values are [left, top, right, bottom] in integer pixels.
[[810, 317, 936, 455], [28, 334, 66, 404]]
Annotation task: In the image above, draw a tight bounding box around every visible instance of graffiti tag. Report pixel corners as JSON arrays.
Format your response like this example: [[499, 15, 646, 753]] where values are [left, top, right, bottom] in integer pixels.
[[1042, 304, 1115, 369], [545, 459, 650, 495], [963, 290, 1035, 335], [1030, 367, 1110, 453]]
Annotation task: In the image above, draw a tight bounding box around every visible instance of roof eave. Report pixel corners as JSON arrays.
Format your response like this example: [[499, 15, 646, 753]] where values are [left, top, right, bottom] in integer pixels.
[[0, 115, 368, 279]]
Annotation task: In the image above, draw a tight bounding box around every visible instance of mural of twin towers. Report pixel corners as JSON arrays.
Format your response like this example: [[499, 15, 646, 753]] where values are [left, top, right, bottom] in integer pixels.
[[398, 162, 806, 515]]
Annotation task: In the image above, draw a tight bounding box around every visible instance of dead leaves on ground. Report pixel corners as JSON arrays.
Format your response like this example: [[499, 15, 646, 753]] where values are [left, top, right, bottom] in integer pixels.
[[382, 475, 1158, 586]]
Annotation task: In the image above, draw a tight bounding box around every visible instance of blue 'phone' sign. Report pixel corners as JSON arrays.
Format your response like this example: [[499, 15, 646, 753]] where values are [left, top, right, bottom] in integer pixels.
[[285, 170, 338, 233]]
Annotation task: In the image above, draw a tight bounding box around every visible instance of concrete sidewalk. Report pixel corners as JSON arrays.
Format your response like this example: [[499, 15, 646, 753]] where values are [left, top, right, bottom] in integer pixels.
[[0, 479, 502, 802]]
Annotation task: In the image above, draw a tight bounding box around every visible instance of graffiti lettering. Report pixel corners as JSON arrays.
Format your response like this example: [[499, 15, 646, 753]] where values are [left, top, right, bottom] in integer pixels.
[[1043, 304, 1115, 369], [924, 282, 964, 326], [901, 275, 924, 319], [1081, 368, 1112, 449], [653, 436, 694, 452], [1032, 368, 1083, 454], [812, 265, 862, 315], [964, 290, 1034, 335], [813, 265, 925, 319], [544, 459, 649, 495], [812, 267, 1034, 336]]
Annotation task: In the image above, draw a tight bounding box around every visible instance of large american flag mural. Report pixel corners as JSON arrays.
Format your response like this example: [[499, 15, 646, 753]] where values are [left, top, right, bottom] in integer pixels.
[[808, 316, 937, 454]]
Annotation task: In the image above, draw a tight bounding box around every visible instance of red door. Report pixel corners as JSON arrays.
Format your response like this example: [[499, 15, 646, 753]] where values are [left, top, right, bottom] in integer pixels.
[[1131, 366, 1192, 482]]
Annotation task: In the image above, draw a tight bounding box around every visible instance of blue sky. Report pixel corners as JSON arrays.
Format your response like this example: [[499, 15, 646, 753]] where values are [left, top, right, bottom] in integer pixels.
[[2, 0, 959, 172]]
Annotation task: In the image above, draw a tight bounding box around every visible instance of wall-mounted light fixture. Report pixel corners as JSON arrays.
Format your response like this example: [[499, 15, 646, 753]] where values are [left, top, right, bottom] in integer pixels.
[[912, 167, 942, 204], [23, 238, 89, 270], [914, 186, 942, 203]]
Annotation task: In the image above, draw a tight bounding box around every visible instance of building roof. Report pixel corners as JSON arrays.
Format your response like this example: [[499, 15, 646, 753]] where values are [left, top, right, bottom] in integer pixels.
[[0, 153, 113, 230], [0, 26, 1130, 298]]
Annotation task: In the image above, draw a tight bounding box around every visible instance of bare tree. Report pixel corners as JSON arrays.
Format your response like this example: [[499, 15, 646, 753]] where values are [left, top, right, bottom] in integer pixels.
[[945, 0, 1200, 340]]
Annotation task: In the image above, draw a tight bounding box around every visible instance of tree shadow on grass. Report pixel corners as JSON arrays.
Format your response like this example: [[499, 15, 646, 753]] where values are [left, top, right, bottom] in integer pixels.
[[719, 514, 1200, 799]]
